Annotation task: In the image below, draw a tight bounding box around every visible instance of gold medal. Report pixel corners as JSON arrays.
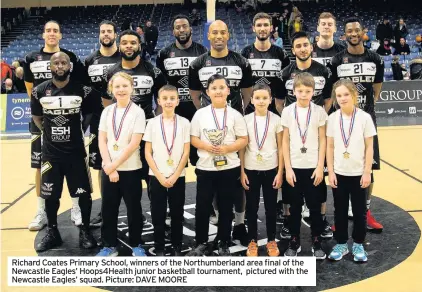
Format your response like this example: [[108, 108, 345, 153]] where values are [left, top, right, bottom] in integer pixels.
[[113, 144, 119, 151], [257, 153, 263, 162], [343, 151, 350, 159], [167, 158, 174, 166]]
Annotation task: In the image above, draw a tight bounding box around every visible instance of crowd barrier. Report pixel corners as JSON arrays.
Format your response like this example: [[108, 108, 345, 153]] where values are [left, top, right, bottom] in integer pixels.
[[1, 80, 421, 133]]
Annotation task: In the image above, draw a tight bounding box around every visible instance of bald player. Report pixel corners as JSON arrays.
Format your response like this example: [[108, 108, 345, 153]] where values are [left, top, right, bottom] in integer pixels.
[[31, 52, 100, 251], [189, 20, 254, 247], [24, 20, 86, 232]]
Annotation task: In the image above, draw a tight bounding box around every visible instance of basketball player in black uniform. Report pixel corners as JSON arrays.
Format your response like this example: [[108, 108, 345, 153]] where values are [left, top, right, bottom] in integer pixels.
[[189, 20, 254, 246], [189, 20, 254, 114], [331, 17, 384, 232], [104, 30, 167, 206], [309, 12, 346, 236], [313, 12, 346, 67], [156, 14, 207, 167], [84, 20, 120, 227], [241, 12, 290, 116], [24, 20, 86, 232], [31, 52, 99, 252], [240, 12, 290, 232], [279, 31, 333, 239]]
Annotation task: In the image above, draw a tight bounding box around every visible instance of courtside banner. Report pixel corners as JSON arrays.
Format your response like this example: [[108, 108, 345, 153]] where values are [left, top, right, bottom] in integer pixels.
[[8, 257, 316, 286], [4, 93, 31, 132], [376, 80, 422, 117]]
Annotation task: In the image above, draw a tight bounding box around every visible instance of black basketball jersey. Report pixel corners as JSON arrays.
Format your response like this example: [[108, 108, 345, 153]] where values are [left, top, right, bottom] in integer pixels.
[[241, 44, 290, 97], [31, 80, 100, 161], [280, 60, 333, 107], [156, 42, 207, 120], [331, 48, 384, 114], [312, 42, 346, 67], [189, 50, 254, 114], [84, 50, 120, 95], [105, 60, 167, 119], [24, 47, 87, 133]]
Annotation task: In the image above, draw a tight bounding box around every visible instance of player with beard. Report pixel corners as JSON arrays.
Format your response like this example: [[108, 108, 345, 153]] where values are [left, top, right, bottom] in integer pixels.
[[189, 20, 254, 114], [24, 20, 86, 232], [241, 12, 290, 116], [330, 17, 384, 233], [241, 12, 290, 231], [313, 12, 346, 67], [84, 20, 120, 227], [279, 32, 333, 239], [104, 30, 167, 209], [189, 20, 253, 246], [31, 52, 100, 252], [156, 14, 207, 167]]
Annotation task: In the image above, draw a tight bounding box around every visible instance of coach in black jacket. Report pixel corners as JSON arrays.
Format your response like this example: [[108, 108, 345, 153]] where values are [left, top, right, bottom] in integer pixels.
[[144, 20, 159, 56]]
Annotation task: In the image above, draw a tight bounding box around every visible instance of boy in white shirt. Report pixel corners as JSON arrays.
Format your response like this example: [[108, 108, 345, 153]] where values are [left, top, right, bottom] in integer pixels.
[[240, 84, 284, 257], [187, 74, 248, 257], [327, 79, 376, 262], [281, 72, 327, 259], [144, 85, 191, 256]]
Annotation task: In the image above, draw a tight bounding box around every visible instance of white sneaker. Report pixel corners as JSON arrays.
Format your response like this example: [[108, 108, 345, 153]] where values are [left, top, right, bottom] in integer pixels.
[[348, 200, 354, 218], [28, 210, 47, 231], [71, 206, 82, 226], [302, 204, 310, 218], [209, 215, 218, 225]]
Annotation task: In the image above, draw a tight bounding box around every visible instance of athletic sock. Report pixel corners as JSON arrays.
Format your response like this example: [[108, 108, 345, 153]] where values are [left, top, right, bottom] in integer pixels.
[[213, 209, 219, 218], [366, 200, 371, 211], [38, 197, 45, 212], [71, 197, 79, 208], [234, 211, 245, 226]]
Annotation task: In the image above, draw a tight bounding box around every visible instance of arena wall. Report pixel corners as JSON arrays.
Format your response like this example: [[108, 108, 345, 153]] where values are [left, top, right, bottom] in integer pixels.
[[1, 0, 183, 9]]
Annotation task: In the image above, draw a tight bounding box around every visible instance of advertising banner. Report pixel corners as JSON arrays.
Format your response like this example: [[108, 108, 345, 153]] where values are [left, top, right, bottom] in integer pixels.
[[4, 93, 31, 132], [376, 80, 422, 118]]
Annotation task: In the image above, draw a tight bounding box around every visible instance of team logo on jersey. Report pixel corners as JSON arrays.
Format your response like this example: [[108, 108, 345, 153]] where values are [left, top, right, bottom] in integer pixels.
[[46, 90, 52, 96], [93, 59, 99, 65], [206, 60, 211, 66], [37, 55, 43, 61], [256, 77, 270, 85], [249, 53, 254, 58], [178, 76, 189, 87], [170, 52, 175, 57], [343, 57, 348, 64], [83, 86, 92, 98], [153, 68, 161, 78], [51, 115, 69, 127], [368, 64, 376, 72]]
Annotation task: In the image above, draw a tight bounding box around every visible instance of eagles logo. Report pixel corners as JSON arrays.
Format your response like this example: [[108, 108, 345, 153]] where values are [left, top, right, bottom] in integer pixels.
[[203, 128, 228, 146]]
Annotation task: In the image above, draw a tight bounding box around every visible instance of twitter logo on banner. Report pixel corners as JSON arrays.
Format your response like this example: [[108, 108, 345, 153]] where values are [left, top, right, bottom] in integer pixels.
[[387, 108, 394, 114]]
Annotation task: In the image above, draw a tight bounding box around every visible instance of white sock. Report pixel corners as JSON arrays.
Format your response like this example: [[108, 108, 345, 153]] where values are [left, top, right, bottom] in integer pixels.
[[366, 199, 371, 210], [38, 197, 45, 212], [277, 192, 282, 202], [235, 211, 245, 226], [71, 197, 79, 208], [213, 209, 219, 218]]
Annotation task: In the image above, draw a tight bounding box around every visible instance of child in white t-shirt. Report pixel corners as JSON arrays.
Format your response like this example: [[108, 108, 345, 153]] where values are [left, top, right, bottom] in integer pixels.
[[240, 84, 283, 257], [281, 72, 327, 259], [327, 79, 376, 263], [187, 74, 248, 257], [97, 72, 146, 257], [143, 85, 191, 256]]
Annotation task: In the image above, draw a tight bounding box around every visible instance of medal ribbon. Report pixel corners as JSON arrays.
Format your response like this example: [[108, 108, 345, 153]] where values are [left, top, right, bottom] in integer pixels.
[[340, 107, 357, 149], [160, 115, 177, 156], [254, 111, 271, 150], [112, 102, 132, 142], [211, 106, 227, 131], [294, 104, 312, 146]]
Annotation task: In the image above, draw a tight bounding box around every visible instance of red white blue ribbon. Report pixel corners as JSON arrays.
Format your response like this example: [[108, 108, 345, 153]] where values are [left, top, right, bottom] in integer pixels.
[[160, 115, 177, 156], [112, 102, 132, 142], [254, 111, 270, 150], [294, 103, 312, 146], [340, 107, 357, 149]]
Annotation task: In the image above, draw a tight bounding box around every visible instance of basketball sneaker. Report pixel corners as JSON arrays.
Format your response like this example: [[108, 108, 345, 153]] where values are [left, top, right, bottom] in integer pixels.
[[266, 241, 280, 257], [35, 227, 63, 252], [367, 210, 383, 232], [71, 205, 82, 226], [96, 247, 118, 257], [28, 210, 47, 231], [311, 237, 326, 260], [247, 240, 258, 257], [352, 242, 368, 262], [284, 237, 301, 256], [328, 243, 349, 261]]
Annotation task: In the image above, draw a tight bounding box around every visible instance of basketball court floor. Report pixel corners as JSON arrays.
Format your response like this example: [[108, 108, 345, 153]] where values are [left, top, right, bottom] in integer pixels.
[[1, 124, 422, 292]]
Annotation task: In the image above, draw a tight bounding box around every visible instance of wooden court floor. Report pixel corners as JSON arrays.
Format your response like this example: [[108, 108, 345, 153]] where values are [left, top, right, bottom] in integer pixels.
[[1, 125, 422, 292]]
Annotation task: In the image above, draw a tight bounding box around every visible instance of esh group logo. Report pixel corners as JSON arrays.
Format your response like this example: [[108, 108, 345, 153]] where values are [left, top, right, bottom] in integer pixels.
[[11, 107, 25, 120], [409, 106, 416, 114], [388, 108, 394, 114]]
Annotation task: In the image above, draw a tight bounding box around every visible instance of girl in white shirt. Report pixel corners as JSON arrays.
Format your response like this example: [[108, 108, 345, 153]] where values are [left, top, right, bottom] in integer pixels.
[[327, 79, 376, 262], [281, 72, 327, 259], [97, 72, 147, 257], [143, 85, 190, 256], [240, 84, 283, 257], [187, 74, 248, 257]]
